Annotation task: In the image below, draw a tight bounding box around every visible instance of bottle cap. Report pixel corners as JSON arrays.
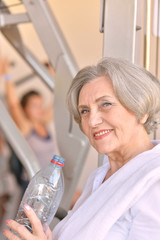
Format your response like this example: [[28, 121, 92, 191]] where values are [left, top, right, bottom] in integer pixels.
[[51, 155, 65, 167]]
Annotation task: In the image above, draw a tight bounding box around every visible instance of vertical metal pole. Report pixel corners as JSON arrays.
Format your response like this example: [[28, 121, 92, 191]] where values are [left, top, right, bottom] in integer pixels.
[[145, 0, 152, 70], [102, 0, 137, 62]]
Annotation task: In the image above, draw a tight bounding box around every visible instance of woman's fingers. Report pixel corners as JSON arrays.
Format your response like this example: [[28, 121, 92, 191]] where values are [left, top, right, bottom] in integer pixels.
[[45, 226, 53, 240], [4, 219, 33, 240], [3, 205, 51, 240], [3, 228, 20, 240], [24, 205, 52, 240], [23, 204, 46, 237]]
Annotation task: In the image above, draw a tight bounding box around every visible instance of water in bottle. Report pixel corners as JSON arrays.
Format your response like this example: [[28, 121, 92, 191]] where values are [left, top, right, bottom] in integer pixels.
[[14, 154, 65, 233]]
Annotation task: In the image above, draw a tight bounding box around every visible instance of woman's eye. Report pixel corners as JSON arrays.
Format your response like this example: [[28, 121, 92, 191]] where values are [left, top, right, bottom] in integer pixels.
[[80, 109, 89, 115], [103, 102, 112, 107]]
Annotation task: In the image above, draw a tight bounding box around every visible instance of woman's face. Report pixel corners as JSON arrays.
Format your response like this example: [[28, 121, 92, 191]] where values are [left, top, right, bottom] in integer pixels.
[[78, 76, 146, 156], [24, 95, 45, 122]]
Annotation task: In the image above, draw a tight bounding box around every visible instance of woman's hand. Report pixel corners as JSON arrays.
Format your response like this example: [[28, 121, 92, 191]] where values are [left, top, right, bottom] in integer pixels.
[[3, 204, 52, 240]]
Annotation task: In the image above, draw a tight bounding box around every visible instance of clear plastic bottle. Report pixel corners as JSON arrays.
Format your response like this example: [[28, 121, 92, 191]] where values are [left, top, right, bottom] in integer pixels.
[[15, 154, 65, 233]]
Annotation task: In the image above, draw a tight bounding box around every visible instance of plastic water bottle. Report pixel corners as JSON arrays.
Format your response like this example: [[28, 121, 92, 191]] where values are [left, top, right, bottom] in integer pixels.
[[15, 154, 65, 233]]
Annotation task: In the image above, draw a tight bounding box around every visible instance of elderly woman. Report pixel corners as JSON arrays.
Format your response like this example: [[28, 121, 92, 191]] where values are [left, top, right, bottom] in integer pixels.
[[3, 57, 160, 240]]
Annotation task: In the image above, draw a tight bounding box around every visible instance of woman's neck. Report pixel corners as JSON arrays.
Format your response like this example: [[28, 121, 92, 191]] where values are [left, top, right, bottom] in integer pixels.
[[104, 137, 153, 181], [32, 122, 48, 138]]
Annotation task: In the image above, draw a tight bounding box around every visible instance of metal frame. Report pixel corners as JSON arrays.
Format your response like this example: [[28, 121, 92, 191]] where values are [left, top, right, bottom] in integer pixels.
[[0, 100, 40, 178], [101, 0, 138, 62], [0, 0, 90, 215]]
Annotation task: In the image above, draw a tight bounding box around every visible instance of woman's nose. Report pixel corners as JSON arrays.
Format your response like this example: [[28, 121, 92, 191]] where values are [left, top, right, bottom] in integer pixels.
[[88, 110, 103, 127]]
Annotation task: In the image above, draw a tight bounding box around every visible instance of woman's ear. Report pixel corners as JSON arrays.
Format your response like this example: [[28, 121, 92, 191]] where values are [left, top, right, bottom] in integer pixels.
[[140, 113, 149, 124]]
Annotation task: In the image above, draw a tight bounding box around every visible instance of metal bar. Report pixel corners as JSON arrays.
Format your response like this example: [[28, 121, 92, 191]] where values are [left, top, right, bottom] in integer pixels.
[[155, 0, 160, 77], [0, 13, 30, 27], [0, 100, 40, 179], [1, 25, 54, 90], [103, 0, 137, 62], [15, 73, 35, 86], [145, 0, 152, 70], [99, 0, 105, 33], [0, 0, 54, 91], [23, 47, 55, 90], [22, 0, 78, 74]]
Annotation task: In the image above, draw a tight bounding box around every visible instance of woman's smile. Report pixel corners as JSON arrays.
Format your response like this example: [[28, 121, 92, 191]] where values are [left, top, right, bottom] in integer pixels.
[[93, 129, 113, 140]]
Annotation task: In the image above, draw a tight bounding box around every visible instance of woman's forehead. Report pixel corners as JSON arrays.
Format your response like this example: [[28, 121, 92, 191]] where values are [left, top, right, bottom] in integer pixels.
[[78, 76, 115, 103]]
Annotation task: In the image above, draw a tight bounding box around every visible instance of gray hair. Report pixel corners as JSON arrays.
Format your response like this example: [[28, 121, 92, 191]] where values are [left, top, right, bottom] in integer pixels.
[[67, 57, 160, 133]]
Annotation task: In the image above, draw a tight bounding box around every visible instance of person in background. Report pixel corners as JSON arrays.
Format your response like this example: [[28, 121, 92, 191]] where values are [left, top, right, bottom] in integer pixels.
[[1, 57, 60, 170], [3, 57, 160, 240]]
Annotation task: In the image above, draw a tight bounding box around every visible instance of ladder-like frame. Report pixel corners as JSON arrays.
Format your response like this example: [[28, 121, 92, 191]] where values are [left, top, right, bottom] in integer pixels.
[[0, 0, 89, 218]]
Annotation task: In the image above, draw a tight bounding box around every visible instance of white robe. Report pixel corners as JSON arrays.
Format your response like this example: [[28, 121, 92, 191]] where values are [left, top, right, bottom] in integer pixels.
[[52, 141, 160, 239]]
